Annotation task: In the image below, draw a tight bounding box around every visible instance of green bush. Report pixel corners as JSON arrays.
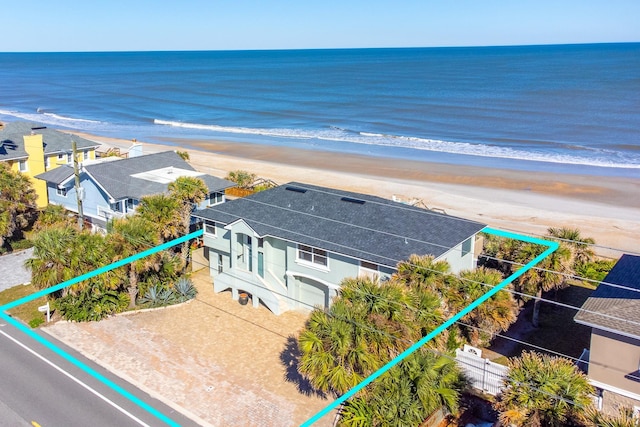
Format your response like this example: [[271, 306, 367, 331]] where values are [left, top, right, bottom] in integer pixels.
[[55, 285, 129, 321]]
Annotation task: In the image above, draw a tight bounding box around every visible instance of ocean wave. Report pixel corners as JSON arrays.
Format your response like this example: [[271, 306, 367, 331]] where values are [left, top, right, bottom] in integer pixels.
[[0, 108, 102, 126], [153, 119, 640, 169]]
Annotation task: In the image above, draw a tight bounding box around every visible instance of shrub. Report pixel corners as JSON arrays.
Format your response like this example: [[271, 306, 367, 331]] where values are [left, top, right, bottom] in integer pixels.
[[139, 283, 177, 307], [173, 277, 197, 302], [55, 286, 129, 321]]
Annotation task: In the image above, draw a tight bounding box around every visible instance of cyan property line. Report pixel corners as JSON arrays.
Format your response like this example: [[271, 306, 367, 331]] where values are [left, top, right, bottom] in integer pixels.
[[301, 226, 560, 426], [0, 229, 203, 427]]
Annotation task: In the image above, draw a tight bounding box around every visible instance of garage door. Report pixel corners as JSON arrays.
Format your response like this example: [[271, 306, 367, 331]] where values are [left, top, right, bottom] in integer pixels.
[[297, 277, 328, 310]]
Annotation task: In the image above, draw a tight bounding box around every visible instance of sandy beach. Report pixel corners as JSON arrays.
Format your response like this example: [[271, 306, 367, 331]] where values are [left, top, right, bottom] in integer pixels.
[[73, 131, 640, 257]]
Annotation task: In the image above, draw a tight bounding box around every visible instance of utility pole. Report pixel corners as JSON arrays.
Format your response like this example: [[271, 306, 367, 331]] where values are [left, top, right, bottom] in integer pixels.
[[72, 139, 84, 230]]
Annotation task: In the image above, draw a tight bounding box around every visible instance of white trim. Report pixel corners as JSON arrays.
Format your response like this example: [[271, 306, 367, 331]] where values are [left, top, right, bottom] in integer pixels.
[[223, 218, 259, 237], [285, 271, 340, 290], [589, 378, 640, 403]]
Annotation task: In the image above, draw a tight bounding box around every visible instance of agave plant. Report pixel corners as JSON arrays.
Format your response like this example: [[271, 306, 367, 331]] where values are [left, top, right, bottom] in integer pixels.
[[139, 283, 177, 307], [173, 277, 197, 302]]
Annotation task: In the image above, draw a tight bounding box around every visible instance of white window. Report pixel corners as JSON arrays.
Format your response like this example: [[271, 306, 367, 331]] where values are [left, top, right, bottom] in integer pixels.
[[83, 150, 89, 161], [56, 187, 67, 197], [208, 192, 224, 206], [58, 153, 64, 162], [67, 153, 73, 163], [297, 244, 327, 267], [18, 160, 28, 172], [125, 198, 136, 211], [203, 220, 216, 236], [45, 156, 51, 168], [110, 201, 122, 212]]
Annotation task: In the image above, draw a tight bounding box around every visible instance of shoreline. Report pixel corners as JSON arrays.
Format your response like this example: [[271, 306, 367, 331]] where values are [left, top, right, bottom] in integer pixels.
[[70, 130, 640, 256]]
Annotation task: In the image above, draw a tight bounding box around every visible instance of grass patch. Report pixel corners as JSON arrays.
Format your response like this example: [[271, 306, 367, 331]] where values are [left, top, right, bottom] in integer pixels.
[[0, 283, 49, 327]]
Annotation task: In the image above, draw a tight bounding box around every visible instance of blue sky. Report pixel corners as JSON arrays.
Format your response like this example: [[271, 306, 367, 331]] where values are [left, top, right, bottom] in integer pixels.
[[3, 0, 639, 52]]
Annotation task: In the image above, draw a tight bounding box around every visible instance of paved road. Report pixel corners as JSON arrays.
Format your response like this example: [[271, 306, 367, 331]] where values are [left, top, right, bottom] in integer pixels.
[[0, 248, 33, 291], [0, 319, 201, 427]]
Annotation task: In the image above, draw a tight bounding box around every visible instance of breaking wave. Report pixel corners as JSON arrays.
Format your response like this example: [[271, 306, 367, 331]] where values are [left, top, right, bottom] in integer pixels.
[[154, 119, 640, 169]]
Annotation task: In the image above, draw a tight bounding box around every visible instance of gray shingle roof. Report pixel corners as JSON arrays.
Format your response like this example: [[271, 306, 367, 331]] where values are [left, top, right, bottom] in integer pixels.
[[35, 164, 75, 185], [0, 122, 99, 162], [194, 182, 486, 268], [36, 151, 234, 200], [574, 254, 640, 339]]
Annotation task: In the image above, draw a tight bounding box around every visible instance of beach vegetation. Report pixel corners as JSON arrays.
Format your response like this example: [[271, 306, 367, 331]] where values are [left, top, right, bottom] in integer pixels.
[[0, 162, 38, 251], [493, 351, 594, 427], [175, 150, 190, 161], [225, 169, 257, 189]]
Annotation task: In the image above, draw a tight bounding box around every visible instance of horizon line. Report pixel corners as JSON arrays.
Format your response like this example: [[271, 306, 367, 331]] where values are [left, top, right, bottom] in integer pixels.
[[1, 40, 639, 55]]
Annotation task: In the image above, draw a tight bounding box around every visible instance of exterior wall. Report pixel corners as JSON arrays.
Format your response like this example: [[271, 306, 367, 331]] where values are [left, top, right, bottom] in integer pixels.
[[46, 172, 120, 227], [439, 237, 476, 273], [23, 134, 48, 208], [202, 220, 479, 314], [589, 328, 640, 412]]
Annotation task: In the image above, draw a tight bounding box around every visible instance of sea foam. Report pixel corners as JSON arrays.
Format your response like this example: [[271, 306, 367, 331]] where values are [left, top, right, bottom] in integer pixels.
[[154, 119, 640, 169]]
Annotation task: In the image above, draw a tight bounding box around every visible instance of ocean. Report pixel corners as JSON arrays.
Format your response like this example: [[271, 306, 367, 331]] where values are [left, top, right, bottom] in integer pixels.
[[1, 44, 639, 177]]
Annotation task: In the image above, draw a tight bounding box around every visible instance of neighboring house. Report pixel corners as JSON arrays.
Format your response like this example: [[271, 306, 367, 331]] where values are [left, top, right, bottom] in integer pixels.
[[193, 182, 486, 315], [574, 254, 640, 414], [0, 121, 99, 207], [35, 151, 235, 231]]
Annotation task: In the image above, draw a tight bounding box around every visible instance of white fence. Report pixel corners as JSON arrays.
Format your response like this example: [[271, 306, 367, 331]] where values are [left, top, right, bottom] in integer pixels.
[[455, 348, 509, 396]]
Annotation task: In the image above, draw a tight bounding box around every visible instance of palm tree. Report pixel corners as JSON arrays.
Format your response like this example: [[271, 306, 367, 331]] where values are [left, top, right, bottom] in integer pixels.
[[32, 204, 76, 232], [587, 406, 640, 427], [298, 277, 432, 395], [26, 226, 79, 295], [137, 194, 182, 243], [168, 176, 208, 269], [547, 227, 596, 268], [340, 349, 464, 427], [395, 254, 452, 295], [454, 267, 519, 346], [494, 351, 594, 427], [25, 226, 118, 297], [0, 163, 37, 249], [108, 216, 161, 308]]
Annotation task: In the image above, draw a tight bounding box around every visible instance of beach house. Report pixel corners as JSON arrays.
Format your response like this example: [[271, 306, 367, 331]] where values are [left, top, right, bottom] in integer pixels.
[[574, 254, 640, 414], [35, 151, 234, 231], [0, 121, 99, 207], [193, 182, 486, 315]]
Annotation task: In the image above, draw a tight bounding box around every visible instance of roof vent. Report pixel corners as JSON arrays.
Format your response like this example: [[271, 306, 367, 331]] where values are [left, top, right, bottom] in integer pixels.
[[286, 186, 307, 193], [341, 197, 365, 205]]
